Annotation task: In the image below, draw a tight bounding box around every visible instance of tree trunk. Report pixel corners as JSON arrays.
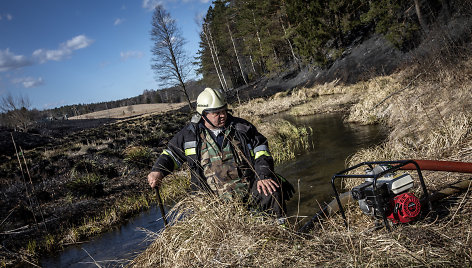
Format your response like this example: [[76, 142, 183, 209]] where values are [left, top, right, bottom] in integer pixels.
[[227, 23, 248, 85], [249, 54, 256, 74], [169, 46, 192, 110], [414, 0, 429, 33], [251, 9, 266, 73], [208, 27, 229, 91], [280, 19, 299, 67], [203, 23, 225, 90]]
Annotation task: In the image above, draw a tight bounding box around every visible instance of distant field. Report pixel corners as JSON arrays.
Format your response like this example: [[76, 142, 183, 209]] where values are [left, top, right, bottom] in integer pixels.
[[69, 103, 187, 119]]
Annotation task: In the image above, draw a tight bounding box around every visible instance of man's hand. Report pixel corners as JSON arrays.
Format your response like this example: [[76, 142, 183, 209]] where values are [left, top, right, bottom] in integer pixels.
[[148, 171, 164, 189], [257, 179, 279, 196]]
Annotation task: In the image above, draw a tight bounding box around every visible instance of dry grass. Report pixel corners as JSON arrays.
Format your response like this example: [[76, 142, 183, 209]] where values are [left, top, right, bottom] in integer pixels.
[[131, 191, 471, 267], [256, 119, 312, 163], [346, 57, 472, 190], [131, 46, 472, 267], [232, 79, 342, 119]]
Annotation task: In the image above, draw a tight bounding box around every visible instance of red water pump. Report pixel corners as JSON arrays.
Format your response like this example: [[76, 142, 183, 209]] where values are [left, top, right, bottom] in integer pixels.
[[332, 160, 431, 230]]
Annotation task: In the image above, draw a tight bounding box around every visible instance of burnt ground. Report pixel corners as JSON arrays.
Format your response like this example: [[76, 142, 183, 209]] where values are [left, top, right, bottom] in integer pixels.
[[0, 111, 190, 266]]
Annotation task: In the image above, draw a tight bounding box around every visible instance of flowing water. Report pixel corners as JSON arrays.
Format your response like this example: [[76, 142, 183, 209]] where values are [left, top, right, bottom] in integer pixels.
[[276, 113, 387, 222], [42, 113, 386, 267], [41, 207, 166, 267]]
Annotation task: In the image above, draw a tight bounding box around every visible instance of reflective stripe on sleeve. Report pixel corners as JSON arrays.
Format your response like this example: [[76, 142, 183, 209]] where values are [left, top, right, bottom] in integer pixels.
[[161, 149, 180, 170], [254, 145, 270, 159], [254, 150, 270, 159], [184, 141, 197, 149], [184, 141, 197, 156], [185, 148, 196, 156]]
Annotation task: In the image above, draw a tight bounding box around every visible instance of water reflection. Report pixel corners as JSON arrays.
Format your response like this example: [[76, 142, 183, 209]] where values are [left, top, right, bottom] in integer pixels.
[[275, 113, 387, 221], [41, 206, 166, 267]]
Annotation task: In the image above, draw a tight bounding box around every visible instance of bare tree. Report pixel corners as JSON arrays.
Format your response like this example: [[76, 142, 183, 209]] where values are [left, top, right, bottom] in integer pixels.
[[414, 0, 429, 33], [0, 93, 33, 131], [151, 5, 193, 109]]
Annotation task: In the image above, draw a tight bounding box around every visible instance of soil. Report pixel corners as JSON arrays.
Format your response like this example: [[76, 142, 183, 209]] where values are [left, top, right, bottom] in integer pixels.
[[0, 110, 190, 266]]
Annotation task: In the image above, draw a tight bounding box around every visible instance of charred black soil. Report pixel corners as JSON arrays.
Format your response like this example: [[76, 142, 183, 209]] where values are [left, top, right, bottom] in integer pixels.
[[0, 111, 190, 266]]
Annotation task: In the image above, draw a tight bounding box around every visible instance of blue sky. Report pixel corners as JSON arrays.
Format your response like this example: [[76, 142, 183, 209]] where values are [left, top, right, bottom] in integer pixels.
[[0, 0, 211, 110]]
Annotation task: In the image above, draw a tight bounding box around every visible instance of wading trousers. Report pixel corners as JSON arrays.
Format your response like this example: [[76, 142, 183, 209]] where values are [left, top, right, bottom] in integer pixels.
[[248, 180, 286, 218]]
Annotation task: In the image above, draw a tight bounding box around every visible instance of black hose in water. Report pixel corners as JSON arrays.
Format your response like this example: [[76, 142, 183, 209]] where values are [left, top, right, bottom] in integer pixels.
[[298, 191, 353, 233]]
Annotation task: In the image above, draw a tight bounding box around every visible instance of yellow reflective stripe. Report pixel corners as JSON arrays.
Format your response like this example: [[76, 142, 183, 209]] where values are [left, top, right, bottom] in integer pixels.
[[254, 150, 270, 159], [250, 150, 254, 157], [161, 150, 178, 170], [185, 148, 196, 156]]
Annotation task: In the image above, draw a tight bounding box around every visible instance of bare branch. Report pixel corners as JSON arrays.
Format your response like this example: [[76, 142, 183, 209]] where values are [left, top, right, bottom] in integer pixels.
[[150, 5, 193, 109]]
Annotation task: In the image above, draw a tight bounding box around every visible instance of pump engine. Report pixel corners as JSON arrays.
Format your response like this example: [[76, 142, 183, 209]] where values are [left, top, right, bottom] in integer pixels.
[[351, 165, 421, 223]]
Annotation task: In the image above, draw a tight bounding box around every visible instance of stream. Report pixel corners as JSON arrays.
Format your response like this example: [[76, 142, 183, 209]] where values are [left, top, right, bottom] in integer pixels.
[[277, 113, 387, 221], [41, 113, 387, 267]]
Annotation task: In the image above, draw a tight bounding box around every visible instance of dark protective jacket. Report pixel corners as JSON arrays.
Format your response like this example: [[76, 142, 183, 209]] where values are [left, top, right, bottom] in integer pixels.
[[151, 114, 275, 193]]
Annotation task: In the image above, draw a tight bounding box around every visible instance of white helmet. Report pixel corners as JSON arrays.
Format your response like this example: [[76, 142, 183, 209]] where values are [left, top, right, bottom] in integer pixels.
[[196, 87, 227, 115]]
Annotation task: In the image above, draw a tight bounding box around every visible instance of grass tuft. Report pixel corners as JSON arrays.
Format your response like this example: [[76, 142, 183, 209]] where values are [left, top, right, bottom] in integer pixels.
[[123, 145, 153, 168]]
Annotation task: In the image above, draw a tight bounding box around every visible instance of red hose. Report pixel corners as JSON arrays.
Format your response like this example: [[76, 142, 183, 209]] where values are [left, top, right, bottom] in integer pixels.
[[399, 160, 472, 173]]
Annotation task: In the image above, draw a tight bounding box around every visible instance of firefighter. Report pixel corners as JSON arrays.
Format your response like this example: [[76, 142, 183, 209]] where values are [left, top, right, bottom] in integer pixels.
[[147, 87, 293, 219]]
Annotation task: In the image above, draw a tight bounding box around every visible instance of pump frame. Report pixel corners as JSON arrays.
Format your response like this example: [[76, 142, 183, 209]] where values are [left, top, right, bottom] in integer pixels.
[[331, 160, 432, 231]]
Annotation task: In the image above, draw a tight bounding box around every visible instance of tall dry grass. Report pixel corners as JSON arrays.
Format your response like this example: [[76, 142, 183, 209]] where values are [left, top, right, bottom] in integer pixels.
[[232, 79, 343, 119], [346, 56, 472, 190], [131, 192, 471, 267], [131, 41, 472, 267]]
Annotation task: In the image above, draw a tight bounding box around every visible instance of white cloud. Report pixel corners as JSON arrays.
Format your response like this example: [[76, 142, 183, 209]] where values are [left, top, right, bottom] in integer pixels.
[[12, 76, 44, 88], [66, 35, 93, 50], [114, 18, 124, 26], [0, 48, 33, 72], [120, 50, 144, 60], [33, 35, 94, 63], [142, 0, 163, 11]]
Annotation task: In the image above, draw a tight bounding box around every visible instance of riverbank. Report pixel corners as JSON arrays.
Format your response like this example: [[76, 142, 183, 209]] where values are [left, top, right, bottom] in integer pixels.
[[0, 93, 312, 265], [130, 50, 472, 266]]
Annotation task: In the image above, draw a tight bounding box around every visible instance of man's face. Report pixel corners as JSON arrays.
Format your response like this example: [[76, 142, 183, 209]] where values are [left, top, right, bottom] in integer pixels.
[[204, 108, 227, 129]]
